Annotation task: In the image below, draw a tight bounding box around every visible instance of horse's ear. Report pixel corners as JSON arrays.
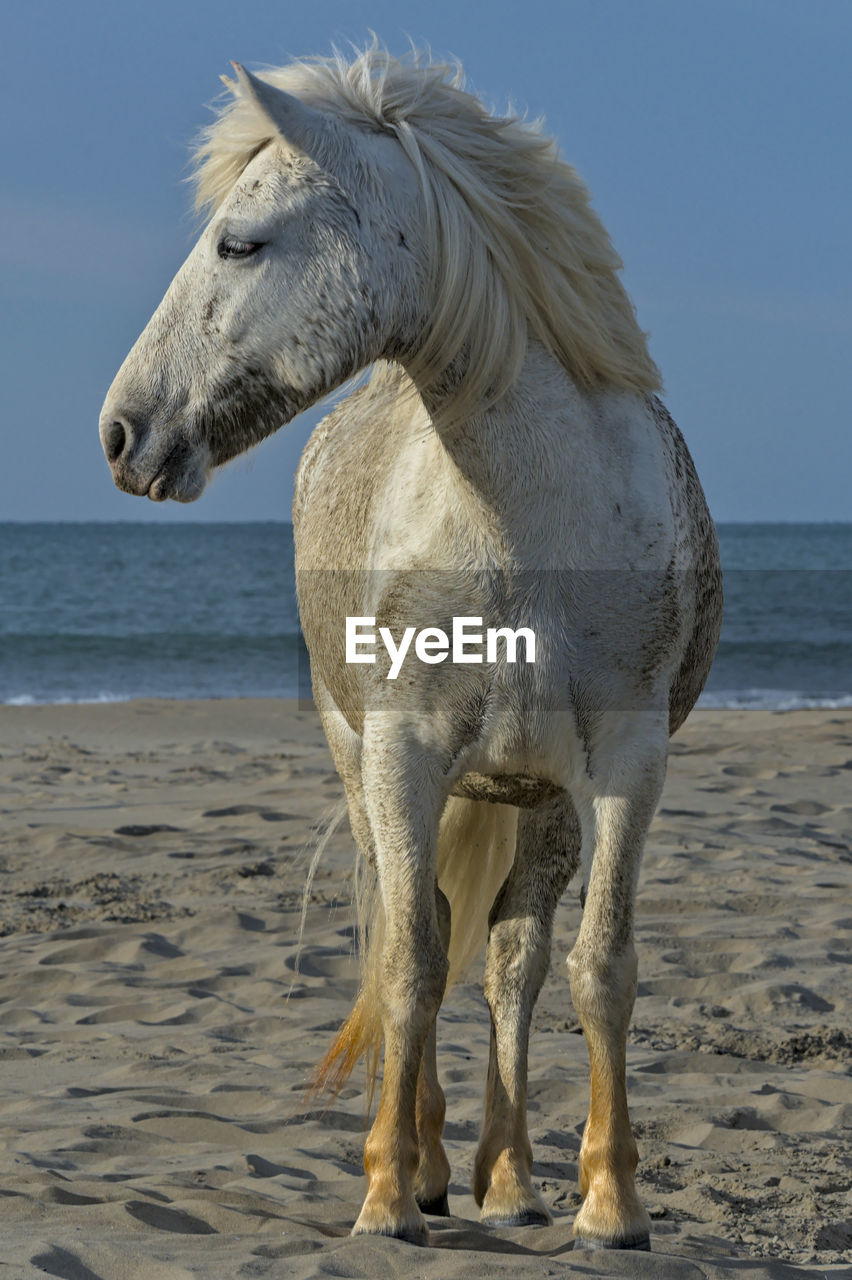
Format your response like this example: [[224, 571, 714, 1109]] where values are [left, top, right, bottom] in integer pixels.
[[229, 63, 338, 165]]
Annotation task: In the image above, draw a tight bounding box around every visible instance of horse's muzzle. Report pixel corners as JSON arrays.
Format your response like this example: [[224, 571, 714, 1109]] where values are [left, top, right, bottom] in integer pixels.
[[99, 407, 210, 503], [99, 408, 149, 495]]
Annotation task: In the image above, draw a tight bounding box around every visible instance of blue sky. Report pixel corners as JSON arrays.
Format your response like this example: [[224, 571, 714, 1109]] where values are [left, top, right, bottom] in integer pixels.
[[3, 0, 850, 522]]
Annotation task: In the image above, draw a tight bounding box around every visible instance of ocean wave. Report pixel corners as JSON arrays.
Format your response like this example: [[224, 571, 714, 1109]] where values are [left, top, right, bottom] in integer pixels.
[[5, 691, 136, 706], [6, 689, 852, 710], [2, 686, 303, 705], [698, 690, 852, 711]]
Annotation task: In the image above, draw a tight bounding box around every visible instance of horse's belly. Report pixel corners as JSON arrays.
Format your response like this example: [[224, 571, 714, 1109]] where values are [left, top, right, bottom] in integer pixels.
[[451, 771, 565, 808]]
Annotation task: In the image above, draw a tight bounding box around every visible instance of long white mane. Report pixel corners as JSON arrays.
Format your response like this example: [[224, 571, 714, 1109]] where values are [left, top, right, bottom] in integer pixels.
[[193, 45, 661, 425]]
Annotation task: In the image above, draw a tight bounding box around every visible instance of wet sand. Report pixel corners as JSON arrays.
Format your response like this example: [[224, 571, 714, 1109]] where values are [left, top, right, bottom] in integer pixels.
[[0, 700, 849, 1278]]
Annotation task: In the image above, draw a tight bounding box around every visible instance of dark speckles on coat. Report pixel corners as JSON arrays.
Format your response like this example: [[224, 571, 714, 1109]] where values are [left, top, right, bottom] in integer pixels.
[[200, 295, 220, 335], [648, 395, 723, 734]]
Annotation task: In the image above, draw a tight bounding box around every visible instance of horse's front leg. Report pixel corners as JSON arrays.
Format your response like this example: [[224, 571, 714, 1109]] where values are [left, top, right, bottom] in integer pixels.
[[567, 719, 667, 1251], [474, 800, 579, 1225], [352, 734, 449, 1244]]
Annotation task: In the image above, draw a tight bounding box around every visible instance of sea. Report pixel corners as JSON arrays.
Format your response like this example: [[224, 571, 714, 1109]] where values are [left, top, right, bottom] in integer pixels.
[[0, 522, 849, 710]]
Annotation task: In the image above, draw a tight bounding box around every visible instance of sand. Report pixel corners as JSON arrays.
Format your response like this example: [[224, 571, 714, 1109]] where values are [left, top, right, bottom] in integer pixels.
[[0, 699, 849, 1279]]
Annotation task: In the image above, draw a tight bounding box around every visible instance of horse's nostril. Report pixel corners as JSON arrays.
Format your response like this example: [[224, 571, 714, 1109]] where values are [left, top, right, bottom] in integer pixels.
[[104, 420, 127, 464]]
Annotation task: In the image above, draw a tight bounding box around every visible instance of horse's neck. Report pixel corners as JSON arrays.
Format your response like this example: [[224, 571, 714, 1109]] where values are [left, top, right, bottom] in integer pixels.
[[413, 342, 610, 554], [389, 340, 661, 573]]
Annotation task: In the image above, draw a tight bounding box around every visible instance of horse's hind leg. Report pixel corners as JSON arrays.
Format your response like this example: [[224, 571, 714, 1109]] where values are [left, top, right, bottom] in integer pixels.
[[414, 885, 452, 1216], [352, 733, 449, 1244], [568, 719, 667, 1250], [474, 798, 579, 1225]]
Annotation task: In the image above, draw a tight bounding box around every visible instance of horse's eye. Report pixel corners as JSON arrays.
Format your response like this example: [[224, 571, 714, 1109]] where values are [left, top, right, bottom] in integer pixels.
[[217, 236, 264, 260]]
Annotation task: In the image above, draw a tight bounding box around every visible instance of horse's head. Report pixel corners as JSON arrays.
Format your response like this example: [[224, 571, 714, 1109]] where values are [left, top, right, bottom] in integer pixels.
[[100, 65, 422, 502]]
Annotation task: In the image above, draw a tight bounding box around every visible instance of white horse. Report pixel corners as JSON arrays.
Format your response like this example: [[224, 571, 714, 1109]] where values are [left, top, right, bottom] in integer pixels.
[[100, 47, 722, 1250]]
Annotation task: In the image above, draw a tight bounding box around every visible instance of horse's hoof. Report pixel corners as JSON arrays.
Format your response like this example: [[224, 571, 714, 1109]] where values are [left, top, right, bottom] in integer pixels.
[[390, 1224, 430, 1246], [573, 1232, 651, 1251], [482, 1207, 552, 1228], [352, 1202, 429, 1245], [351, 1221, 429, 1246], [416, 1191, 450, 1217]]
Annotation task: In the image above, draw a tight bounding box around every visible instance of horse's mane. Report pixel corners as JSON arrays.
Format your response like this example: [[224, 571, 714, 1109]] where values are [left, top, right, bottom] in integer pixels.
[[193, 44, 661, 426]]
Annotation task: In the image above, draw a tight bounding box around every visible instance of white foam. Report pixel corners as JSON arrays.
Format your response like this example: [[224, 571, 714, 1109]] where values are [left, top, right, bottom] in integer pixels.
[[3, 692, 133, 707], [6, 688, 852, 711], [698, 689, 852, 711]]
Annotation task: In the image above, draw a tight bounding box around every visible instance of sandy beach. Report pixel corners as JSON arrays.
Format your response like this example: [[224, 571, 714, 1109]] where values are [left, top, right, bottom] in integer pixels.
[[0, 699, 849, 1278]]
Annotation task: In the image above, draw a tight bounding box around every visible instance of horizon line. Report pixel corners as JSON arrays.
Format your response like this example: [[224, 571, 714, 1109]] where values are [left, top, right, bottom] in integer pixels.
[[1, 518, 850, 529]]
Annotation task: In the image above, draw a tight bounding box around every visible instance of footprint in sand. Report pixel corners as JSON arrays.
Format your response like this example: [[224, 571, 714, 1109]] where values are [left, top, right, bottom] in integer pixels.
[[201, 804, 297, 822], [770, 799, 831, 816], [721, 764, 778, 780], [114, 823, 183, 837], [124, 1200, 217, 1235]]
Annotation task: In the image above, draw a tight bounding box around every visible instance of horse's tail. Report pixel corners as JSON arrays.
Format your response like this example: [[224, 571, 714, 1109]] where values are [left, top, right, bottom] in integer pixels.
[[310, 798, 518, 1104]]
